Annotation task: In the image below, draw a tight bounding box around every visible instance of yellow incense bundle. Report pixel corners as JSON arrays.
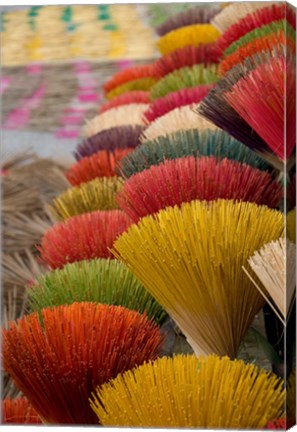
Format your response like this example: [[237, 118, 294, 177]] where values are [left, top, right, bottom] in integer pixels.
[[158, 24, 220, 55], [50, 177, 123, 221], [106, 77, 157, 100], [112, 199, 284, 358], [91, 354, 284, 429]]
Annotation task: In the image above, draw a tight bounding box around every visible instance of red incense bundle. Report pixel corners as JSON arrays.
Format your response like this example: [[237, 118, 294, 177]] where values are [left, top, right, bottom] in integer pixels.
[[143, 85, 213, 123], [224, 56, 295, 161], [99, 91, 150, 113], [103, 64, 157, 95], [153, 44, 219, 79], [219, 30, 296, 76], [37, 210, 132, 269], [116, 156, 282, 222], [215, 3, 296, 57], [66, 149, 132, 186]]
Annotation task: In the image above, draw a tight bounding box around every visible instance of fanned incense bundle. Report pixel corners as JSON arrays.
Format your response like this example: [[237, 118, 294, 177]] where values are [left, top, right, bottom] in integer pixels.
[[211, 2, 276, 33], [144, 86, 213, 123], [224, 56, 295, 161], [116, 156, 282, 222], [141, 105, 218, 143], [287, 208, 296, 243], [75, 125, 145, 160], [219, 30, 296, 76], [223, 21, 296, 58], [118, 129, 269, 178], [50, 177, 123, 221], [91, 354, 284, 428], [2, 397, 42, 424], [153, 44, 219, 78], [99, 91, 150, 113], [83, 104, 148, 138], [66, 149, 131, 186], [112, 200, 284, 357], [215, 3, 296, 56], [150, 64, 218, 100], [3, 302, 163, 424], [28, 258, 165, 324], [106, 77, 157, 100], [197, 52, 288, 167], [243, 238, 296, 324], [103, 64, 157, 95], [158, 24, 221, 56], [38, 210, 132, 269], [156, 6, 220, 36]]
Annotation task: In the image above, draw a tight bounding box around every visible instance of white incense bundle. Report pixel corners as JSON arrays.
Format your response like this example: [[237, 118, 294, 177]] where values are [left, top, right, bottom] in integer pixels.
[[243, 237, 296, 324]]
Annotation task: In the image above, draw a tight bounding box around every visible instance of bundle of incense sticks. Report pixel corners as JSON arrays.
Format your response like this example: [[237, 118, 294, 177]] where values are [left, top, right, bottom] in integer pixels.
[[2, 3, 295, 428]]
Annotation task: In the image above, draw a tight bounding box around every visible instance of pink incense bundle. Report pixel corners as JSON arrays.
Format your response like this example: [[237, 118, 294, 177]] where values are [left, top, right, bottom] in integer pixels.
[[99, 91, 150, 114], [37, 210, 132, 269], [66, 149, 132, 186], [103, 64, 157, 95], [116, 156, 282, 222], [143, 85, 213, 123], [153, 44, 219, 78], [215, 3, 296, 57], [224, 56, 295, 161]]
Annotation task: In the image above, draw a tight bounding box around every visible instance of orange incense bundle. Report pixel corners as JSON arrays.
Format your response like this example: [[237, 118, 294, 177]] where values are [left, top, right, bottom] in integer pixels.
[[99, 91, 150, 113], [116, 156, 282, 222], [143, 85, 213, 123], [153, 44, 219, 78], [2, 397, 42, 424], [215, 3, 296, 57], [3, 302, 163, 424], [66, 149, 132, 186], [219, 30, 296, 76], [37, 210, 132, 269], [224, 56, 295, 161], [103, 64, 157, 95]]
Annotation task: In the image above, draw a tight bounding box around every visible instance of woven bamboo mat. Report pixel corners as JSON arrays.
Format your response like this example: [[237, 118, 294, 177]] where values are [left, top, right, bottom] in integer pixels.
[[1, 5, 157, 66], [0, 4, 159, 136], [1, 59, 153, 137]]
